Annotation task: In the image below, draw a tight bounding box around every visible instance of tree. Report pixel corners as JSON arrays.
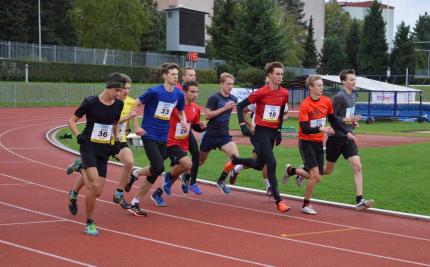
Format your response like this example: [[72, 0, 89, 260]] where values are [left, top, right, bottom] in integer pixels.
[[345, 19, 361, 70], [26, 1, 77, 46], [277, 0, 306, 27], [390, 22, 415, 76], [319, 37, 346, 74], [206, 0, 240, 60], [357, 0, 388, 75], [273, 1, 305, 66], [412, 12, 430, 70], [69, 0, 150, 51], [325, 1, 351, 46], [140, 0, 166, 52], [232, 0, 286, 67], [302, 16, 318, 68], [0, 0, 32, 42]]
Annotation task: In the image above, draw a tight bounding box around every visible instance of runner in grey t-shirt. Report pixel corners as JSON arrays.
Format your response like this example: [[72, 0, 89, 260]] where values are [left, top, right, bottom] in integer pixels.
[[324, 69, 375, 210]]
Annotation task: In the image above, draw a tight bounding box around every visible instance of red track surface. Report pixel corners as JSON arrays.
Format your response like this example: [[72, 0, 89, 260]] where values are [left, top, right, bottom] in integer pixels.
[[1, 107, 429, 267]]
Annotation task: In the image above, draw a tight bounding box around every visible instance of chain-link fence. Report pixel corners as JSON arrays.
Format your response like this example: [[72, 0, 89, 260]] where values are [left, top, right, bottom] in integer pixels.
[[0, 82, 218, 108], [0, 40, 225, 69]]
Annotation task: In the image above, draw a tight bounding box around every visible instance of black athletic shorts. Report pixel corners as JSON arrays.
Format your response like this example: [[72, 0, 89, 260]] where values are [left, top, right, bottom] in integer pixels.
[[325, 136, 359, 162], [80, 143, 110, 178], [200, 133, 233, 153], [299, 139, 324, 175], [111, 142, 129, 160], [167, 145, 187, 166]]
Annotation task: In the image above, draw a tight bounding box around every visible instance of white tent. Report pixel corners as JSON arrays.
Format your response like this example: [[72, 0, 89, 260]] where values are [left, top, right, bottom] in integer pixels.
[[320, 75, 421, 103]]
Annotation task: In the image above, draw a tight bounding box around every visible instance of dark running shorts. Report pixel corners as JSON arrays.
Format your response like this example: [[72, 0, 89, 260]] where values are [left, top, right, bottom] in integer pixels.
[[167, 145, 187, 166], [112, 142, 130, 161], [326, 137, 359, 163], [80, 143, 110, 178], [200, 133, 233, 153], [299, 139, 324, 175]]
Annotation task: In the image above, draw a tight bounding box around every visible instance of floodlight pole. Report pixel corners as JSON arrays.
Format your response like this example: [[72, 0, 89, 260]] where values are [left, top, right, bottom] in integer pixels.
[[38, 0, 41, 62]]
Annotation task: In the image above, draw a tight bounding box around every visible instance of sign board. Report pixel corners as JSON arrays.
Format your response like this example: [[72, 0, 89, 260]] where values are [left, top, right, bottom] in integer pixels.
[[371, 92, 416, 103], [166, 8, 207, 53]]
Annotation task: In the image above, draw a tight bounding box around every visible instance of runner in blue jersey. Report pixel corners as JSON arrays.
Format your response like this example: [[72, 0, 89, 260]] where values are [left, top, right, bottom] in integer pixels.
[[198, 72, 239, 194], [126, 63, 186, 216]]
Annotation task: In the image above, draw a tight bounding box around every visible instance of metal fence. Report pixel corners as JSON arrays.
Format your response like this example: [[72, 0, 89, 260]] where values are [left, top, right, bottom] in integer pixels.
[[0, 82, 218, 108], [0, 40, 225, 69]]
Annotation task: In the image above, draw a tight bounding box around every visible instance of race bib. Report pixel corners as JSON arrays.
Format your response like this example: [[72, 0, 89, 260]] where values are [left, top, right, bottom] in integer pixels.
[[174, 123, 190, 139], [91, 123, 113, 143], [118, 122, 127, 139], [262, 105, 280, 122], [310, 117, 327, 128], [154, 101, 175, 120], [345, 107, 355, 118]]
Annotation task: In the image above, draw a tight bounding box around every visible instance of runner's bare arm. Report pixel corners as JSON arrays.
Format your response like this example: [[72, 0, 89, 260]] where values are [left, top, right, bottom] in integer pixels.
[[67, 114, 82, 137]]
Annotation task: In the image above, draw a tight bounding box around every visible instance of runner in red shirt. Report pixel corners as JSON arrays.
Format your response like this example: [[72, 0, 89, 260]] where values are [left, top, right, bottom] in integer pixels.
[[282, 75, 354, 215], [151, 81, 206, 206], [228, 62, 291, 213]]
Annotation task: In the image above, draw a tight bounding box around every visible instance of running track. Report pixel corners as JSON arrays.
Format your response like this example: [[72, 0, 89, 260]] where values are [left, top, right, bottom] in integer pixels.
[[0, 107, 429, 267]]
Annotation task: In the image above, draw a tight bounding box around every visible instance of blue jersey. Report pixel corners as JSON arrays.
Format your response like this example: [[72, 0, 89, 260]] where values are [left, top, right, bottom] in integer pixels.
[[205, 92, 237, 136], [139, 84, 185, 141]]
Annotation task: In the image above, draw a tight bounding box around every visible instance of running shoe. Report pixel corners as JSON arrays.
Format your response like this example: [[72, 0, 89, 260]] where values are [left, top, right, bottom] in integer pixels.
[[355, 198, 375, 210], [216, 180, 231, 194], [189, 183, 202, 195], [282, 164, 292, 184], [162, 173, 172, 195], [295, 175, 304, 187], [179, 174, 190, 194], [229, 169, 239, 185], [266, 186, 273, 197], [223, 160, 235, 173], [151, 191, 166, 207], [302, 205, 317, 215], [84, 221, 99, 236], [128, 203, 148, 217], [66, 157, 82, 175], [125, 171, 138, 192], [276, 200, 291, 213], [68, 190, 78, 215], [113, 194, 131, 209]]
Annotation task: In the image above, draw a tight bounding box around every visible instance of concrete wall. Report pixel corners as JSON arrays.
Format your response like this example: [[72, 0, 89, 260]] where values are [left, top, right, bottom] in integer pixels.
[[302, 0, 325, 52]]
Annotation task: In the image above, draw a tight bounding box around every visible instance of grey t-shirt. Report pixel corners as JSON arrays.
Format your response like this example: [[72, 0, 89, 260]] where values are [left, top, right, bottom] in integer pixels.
[[331, 89, 357, 138]]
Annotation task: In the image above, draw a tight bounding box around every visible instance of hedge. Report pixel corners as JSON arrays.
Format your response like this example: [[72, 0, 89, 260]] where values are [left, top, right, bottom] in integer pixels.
[[0, 59, 218, 83]]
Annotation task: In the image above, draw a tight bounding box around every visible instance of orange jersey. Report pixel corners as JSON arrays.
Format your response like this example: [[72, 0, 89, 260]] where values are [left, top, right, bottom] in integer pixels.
[[248, 84, 289, 129], [167, 102, 201, 151], [299, 96, 334, 142]]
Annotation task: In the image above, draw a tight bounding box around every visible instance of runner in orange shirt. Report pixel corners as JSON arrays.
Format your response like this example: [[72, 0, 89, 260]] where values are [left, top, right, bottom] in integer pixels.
[[283, 75, 355, 215]]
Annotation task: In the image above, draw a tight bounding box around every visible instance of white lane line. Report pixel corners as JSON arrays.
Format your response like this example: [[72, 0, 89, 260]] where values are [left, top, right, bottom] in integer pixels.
[[1, 172, 429, 266], [2, 125, 430, 244], [0, 219, 66, 226], [0, 201, 273, 267], [0, 183, 31, 186], [0, 239, 96, 267]]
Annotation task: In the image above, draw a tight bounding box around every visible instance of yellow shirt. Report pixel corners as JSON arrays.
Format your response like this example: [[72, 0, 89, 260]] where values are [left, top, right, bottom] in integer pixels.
[[113, 96, 135, 143]]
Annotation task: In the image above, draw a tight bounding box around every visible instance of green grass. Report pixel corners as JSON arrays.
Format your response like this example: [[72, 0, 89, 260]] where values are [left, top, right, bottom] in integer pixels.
[[56, 125, 430, 216], [0, 82, 219, 107], [411, 85, 430, 101]]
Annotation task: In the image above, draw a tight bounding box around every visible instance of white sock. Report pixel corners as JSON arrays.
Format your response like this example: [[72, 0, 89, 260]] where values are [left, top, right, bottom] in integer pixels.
[[131, 198, 140, 206], [264, 178, 270, 189], [132, 169, 140, 177], [234, 164, 244, 173]]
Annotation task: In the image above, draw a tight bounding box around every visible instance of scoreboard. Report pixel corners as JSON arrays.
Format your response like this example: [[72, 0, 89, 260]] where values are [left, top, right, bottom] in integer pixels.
[[166, 7, 207, 53]]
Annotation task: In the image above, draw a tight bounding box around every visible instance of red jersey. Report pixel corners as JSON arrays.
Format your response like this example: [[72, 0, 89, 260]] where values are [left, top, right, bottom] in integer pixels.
[[248, 84, 289, 128], [167, 102, 201, 151], [298, 95, 334, 142], [176, 83, 183, 90]]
